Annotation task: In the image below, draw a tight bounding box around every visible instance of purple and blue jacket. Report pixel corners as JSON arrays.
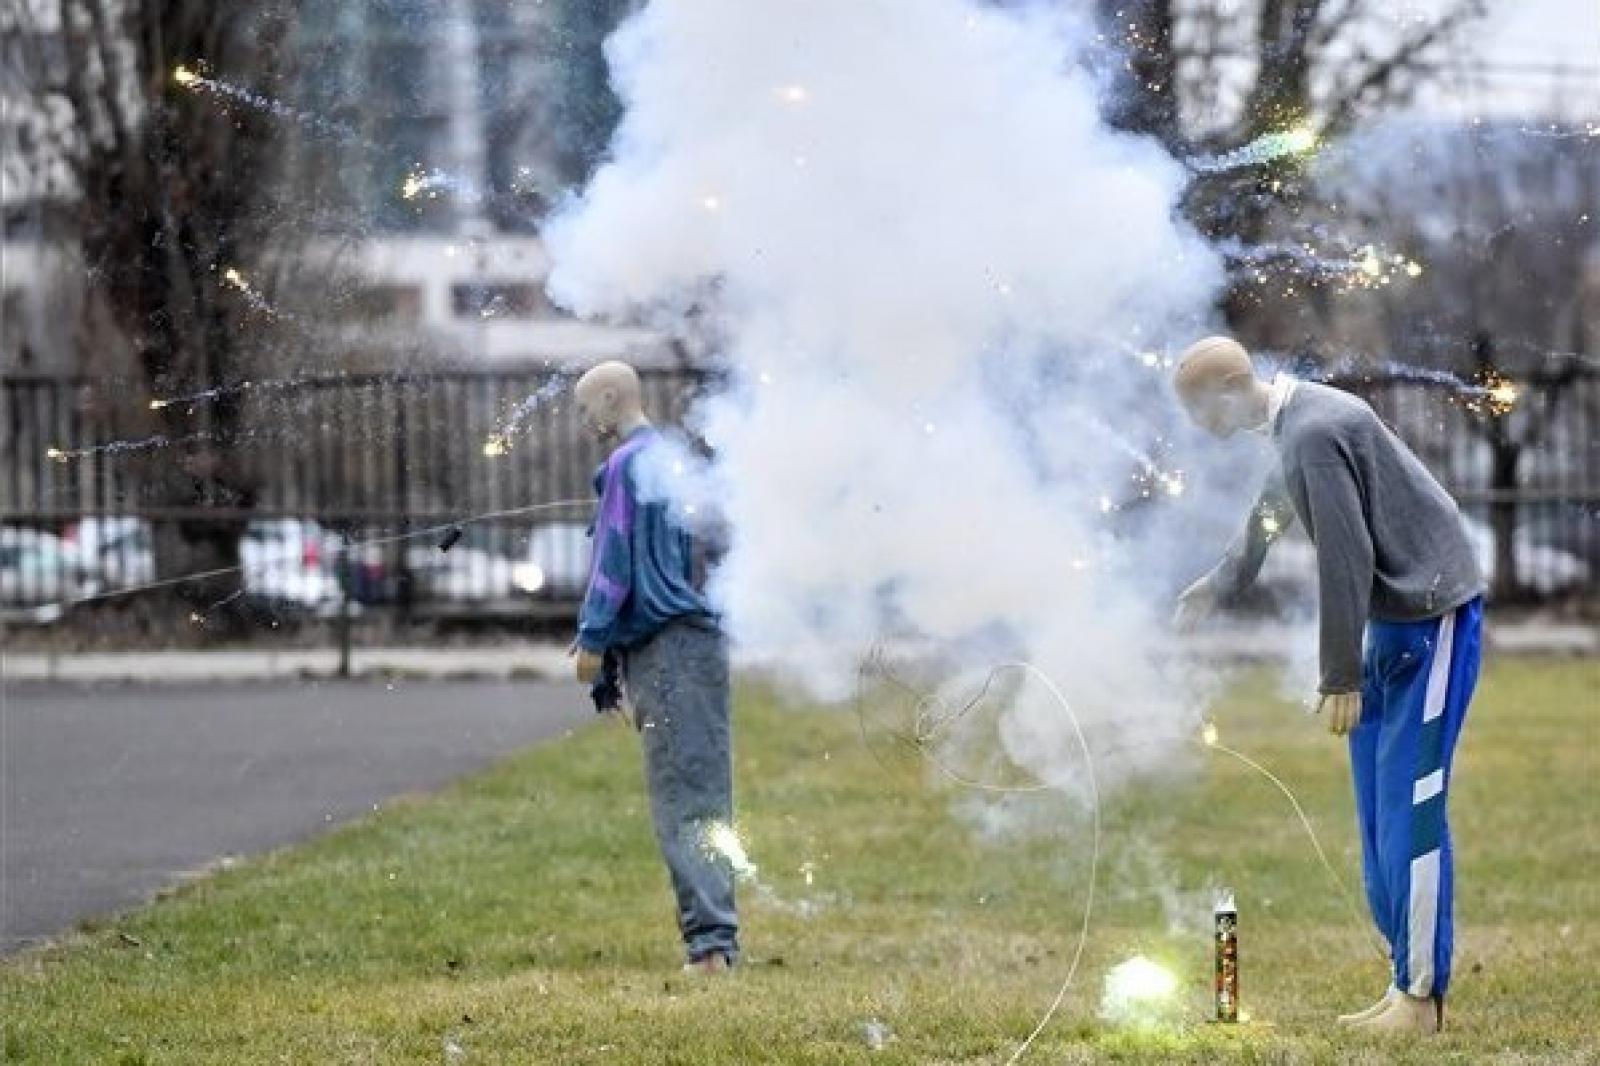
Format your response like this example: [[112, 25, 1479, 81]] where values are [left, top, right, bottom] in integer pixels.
[[576, 427, 714, 653]]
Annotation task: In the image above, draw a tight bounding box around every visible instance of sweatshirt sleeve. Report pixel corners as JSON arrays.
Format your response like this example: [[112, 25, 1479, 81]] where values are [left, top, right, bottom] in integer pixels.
[[1211, 470, 1296, 598], [577, 458, 636, 653], [1300, 459, 1375, 693]]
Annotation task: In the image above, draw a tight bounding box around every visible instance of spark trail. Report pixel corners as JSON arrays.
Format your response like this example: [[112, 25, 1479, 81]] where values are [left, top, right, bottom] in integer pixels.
[[1220, 239, 1424, 291], [47, 432, 217, 463], [173, 65, 367, 146], [222, 267, 292, 320], [1307, 358, 1520, 415], [1189, 127, 1320, 174], [149, 377, 302, 411], [482, 377, 572, 457]]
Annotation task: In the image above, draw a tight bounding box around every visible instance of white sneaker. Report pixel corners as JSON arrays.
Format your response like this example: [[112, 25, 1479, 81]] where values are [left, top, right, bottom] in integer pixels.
[[1353, 991, 1443, 1035]]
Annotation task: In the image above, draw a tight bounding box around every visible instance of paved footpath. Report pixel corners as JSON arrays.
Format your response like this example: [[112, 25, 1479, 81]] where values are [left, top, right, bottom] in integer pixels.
[[1, 679, 592, 954]]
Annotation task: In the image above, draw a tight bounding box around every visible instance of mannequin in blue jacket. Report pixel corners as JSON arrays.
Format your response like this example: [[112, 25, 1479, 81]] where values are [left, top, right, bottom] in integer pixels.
[[571, 361, 739, 973]]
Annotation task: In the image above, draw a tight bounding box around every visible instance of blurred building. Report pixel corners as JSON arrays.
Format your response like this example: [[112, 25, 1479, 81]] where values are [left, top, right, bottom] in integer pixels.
[[285, 0, 664, 368], [0, 0, 665, 373]]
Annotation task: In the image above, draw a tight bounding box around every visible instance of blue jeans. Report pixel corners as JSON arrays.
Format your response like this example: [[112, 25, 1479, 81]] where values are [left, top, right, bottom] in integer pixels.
[[622, 618, 739, 964]]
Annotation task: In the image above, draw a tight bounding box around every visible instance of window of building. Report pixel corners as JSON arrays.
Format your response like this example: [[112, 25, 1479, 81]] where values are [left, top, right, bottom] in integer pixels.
[[450, 283, 547, 319], [348, 285, 423, 321]]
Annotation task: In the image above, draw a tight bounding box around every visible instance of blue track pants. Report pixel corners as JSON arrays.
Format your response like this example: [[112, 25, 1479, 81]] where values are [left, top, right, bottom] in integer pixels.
[[1351, 596, 1482, 999]]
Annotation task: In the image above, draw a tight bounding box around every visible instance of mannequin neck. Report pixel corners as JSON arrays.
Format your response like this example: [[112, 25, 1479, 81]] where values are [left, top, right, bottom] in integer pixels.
[[1245, 377, 1275, 433], [609, 411, 652, 446]]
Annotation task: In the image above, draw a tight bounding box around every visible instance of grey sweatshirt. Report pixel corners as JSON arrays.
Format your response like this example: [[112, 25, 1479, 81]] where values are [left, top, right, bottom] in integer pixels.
[[1212, 381, 1484, 694]]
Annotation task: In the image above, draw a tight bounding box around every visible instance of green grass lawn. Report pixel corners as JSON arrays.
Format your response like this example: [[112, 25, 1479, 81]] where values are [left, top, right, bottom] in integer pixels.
[[4, 658, 1597, 1064]]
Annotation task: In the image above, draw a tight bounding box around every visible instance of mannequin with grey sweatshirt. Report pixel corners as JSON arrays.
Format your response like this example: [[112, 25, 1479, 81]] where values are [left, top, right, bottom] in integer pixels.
[[1207, 380, 1483, 693], [1177, 339, 1486, 1033]]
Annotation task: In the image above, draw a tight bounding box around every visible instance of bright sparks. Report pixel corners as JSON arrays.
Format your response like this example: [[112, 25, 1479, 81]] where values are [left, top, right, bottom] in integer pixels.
[[1202, 721, 1219, 747], [482, 435, 509, 458], [1190, 124, 1321, 174], [701, 821, 758, 880], [173, 65, 199, 87], [1487, 379, 1519, 412], [1282, 125, 1318, 154], [1100, 956, 1182, 1027]]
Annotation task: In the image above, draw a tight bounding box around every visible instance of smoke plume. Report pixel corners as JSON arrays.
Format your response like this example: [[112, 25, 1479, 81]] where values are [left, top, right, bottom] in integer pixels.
[[546, 0, 1234, 792]]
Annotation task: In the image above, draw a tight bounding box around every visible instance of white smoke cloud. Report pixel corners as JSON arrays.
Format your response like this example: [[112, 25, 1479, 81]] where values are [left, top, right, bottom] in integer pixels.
[[546, 0, 1231, 792]]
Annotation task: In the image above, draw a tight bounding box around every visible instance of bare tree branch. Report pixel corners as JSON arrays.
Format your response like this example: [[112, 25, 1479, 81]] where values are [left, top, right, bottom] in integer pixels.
[[1319, 1, 1484, 138]]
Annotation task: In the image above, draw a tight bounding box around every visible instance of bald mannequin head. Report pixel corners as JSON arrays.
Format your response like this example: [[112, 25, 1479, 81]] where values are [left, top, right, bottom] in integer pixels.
[[575, 360, 650, 445], [1173, 336, 1271, 438]]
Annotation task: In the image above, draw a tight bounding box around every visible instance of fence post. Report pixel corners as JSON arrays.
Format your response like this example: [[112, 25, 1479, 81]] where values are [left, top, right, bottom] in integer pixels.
[[336, 539, 353, 679], [394, 384, 413, 624]]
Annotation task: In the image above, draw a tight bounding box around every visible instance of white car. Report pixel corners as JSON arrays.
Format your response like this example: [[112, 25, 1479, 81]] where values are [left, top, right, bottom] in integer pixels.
[[241, 519, 343, 615], [404, 543, 520, 602], [0, 528, 103, 618], [65, 516, 157, 589]]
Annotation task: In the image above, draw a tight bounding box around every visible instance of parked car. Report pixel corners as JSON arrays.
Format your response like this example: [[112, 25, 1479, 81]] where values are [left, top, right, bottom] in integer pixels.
[[64, 516, 156, 590], [240, 519, 342, 616], [0, 527, 103, 617], [403, 543, 521, 602]]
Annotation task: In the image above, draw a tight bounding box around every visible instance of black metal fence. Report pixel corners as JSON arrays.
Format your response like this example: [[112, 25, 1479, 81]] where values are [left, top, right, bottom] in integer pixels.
[[0, 369, 704, 626], [1333, 369, 1598, 603], [2, 368, 1596, 626]]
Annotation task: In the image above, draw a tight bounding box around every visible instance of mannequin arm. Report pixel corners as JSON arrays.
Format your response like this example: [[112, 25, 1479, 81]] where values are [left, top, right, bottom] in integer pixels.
[[576, 458, 636, 652], [1211, 469, 1295, 598]]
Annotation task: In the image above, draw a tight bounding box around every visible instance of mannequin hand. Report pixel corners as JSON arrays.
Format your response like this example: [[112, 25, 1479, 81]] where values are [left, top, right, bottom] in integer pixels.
[[1173, 573, 1219, 631], [571, 644, 604, 685], [1319, 691, 1361, 736]]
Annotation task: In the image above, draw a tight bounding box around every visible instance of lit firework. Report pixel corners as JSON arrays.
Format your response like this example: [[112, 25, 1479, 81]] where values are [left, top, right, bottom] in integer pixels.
[[1100, 956, 1182, 1028], [1190, 125, 1320, 175]]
